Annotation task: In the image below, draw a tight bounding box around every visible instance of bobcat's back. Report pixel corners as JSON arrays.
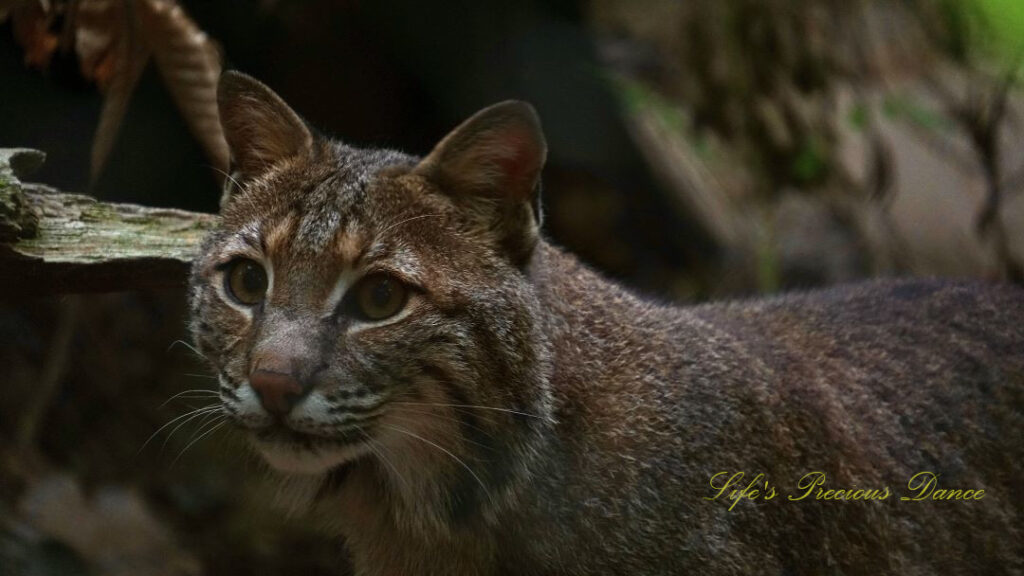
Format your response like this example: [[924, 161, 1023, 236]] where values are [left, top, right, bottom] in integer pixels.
[[525, 253, 1023, 574]]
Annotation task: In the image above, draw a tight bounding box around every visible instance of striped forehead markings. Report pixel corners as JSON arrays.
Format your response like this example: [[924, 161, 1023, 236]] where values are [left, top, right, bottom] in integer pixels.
[[294, 147, 392, 250], [264, 213, 298, 258], [296, 208, 342, 251], [337, 228, 369, 267], [320, 228, 376, 315]]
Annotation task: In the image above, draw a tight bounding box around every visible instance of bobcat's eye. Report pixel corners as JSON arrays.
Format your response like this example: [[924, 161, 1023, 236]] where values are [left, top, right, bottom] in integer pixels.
[[352, 274, 408, 321], [225, 259, 268, 306]]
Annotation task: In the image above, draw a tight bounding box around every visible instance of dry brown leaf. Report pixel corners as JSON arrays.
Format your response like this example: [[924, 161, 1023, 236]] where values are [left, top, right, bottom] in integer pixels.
[[75, 0, 123, 90], [89, 0, 151, 183], [14, 0, 228, 184], [11, 1, 59, 69], [138, 0, 229, 178]]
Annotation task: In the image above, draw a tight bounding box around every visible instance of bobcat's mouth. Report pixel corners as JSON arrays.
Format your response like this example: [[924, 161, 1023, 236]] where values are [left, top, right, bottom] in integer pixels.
[[252, 423, 371, 474], [219, 378, 376, 473], [254, 422, 361, 446]]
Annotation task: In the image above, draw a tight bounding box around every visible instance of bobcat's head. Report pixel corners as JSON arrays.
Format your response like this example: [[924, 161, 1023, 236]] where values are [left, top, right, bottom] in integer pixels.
[[189, 72, 553, 523]]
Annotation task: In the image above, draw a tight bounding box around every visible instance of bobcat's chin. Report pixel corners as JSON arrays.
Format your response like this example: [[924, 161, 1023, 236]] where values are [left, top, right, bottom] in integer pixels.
[[254, 430, 371, 475]]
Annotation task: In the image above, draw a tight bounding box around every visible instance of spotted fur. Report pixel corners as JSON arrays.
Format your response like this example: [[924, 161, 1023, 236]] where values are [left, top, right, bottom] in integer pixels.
[[190, 72, 1024, 575]]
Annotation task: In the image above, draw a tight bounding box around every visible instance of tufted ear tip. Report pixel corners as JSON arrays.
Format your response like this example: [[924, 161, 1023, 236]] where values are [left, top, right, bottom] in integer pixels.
[[217, 71, 262, 111], [217, 70, 249, 96]]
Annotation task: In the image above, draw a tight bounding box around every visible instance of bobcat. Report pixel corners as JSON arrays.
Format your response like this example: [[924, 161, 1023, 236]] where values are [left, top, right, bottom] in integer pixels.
[[190, 71, 1024, 576]]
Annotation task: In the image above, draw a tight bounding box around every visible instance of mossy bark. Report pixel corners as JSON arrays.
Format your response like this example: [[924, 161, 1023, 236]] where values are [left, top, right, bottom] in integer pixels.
[[0, 149, 217, 297]]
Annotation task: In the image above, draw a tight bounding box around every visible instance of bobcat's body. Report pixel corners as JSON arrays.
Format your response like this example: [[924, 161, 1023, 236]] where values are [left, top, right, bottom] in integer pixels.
[[191, 72, 1024, 575], [522, 247, 1023, 575], [321, 245, 1024, 575]]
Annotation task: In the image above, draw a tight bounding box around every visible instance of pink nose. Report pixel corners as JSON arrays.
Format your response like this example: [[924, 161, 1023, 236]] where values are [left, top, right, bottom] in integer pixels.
[[249, 369, 303, 416]]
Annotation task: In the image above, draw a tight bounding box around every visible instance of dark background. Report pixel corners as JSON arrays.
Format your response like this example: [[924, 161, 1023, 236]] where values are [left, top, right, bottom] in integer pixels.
[[1, 0, 706, 299]]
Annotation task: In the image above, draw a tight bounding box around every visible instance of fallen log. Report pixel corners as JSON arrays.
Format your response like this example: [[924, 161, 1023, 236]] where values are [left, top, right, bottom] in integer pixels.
[[0, 148, 217, 297]]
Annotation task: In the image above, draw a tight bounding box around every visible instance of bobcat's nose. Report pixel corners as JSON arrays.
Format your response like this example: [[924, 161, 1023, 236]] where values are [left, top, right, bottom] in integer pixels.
[[249, 355, 305, 416]]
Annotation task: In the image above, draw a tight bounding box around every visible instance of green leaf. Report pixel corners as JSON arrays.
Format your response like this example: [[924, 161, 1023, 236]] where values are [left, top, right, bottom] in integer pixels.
[[976, 0, 1024, 58]]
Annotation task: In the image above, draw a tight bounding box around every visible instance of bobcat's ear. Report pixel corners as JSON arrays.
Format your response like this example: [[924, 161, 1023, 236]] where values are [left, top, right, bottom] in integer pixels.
[[414, 101, 547, 264], [217, 71, 314, 188]]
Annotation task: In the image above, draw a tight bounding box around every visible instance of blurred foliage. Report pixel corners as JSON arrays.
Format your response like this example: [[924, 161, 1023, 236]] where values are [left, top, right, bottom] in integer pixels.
[[594, 0, 1024, 289], [881, 95, 954, 133], [976, 0, 1024, 59]]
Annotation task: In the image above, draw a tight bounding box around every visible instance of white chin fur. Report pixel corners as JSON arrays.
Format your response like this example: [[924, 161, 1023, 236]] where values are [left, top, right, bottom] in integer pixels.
[[255, 440, 368, 474]]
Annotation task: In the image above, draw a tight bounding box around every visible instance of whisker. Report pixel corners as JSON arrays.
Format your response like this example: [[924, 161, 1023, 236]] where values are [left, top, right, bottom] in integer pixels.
[[380, 424, 491, 502], [388, 415, 495, 455], [159, 389, 219, 408], [168, 339, 204, 359], [386, 409, 498, 452], [162, 408, 223, 451], [378, 213, 442, 237], [355, 425, 411, 492], [172, 418, 228, 465], [181, 373, 218, 380], [209, 166, 249, 195], [390, 401, 547, 420], [139, 405, 220, 454], [178, 410, 226, 447], [389, 398, 501, 426], [166, 393, 221, 401], [390, 404, 498, 430]]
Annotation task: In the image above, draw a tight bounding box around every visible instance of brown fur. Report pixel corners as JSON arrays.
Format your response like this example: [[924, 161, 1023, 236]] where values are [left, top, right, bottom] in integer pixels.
[[190, 72, 1024, 575]]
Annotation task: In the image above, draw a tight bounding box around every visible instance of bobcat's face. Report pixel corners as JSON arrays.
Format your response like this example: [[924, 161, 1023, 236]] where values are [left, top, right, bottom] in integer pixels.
[[189, 73, 551, 517]]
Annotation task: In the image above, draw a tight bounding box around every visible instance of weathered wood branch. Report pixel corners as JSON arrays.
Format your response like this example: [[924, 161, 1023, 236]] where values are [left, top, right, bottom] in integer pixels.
[[0, 149, 217, 297]]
